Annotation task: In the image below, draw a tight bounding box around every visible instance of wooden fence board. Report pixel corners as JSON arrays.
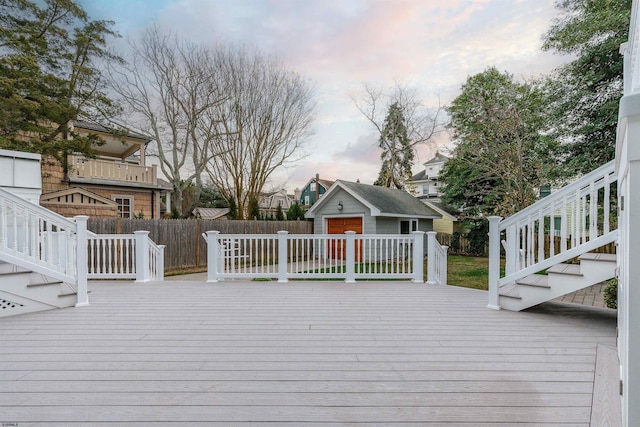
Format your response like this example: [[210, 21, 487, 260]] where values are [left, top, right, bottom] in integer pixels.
[[87, 219, 313, 272]]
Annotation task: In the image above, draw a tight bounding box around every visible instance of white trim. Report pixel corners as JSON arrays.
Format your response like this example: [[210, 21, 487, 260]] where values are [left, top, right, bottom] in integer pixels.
[[112, 195, 134, 218]]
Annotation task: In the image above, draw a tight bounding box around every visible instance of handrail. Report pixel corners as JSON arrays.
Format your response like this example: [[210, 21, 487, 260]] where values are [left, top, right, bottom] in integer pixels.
[[206, 231, 429, 283], [427, 231, 448, 285], [487, 159, 618, 309], [0, 186, 89, 306], [500, 160, 616, 228]]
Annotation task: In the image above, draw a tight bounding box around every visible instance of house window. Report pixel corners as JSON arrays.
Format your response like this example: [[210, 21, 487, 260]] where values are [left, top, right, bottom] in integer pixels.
[[304, 195, 310, 205], [113, 196, 133, 218], [278, 199, 283, 206], [422, 185, 429, 195], [310, 182, 316, 191], [400, 219, 418, 234]]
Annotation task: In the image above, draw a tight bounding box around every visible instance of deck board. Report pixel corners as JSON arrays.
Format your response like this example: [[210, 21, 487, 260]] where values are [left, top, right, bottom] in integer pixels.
[[0, 280, 618, 425]]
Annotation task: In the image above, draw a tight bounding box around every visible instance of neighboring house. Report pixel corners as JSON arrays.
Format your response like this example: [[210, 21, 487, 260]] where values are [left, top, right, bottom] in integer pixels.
[[192, 207, 230, 220], [259, 189, 295, 217], [40, 120, 171, 219], [0, 149, 42, 204], [296, 174, 335, 207], [305, 180, 441, 236], [422, 200, 464, 235], [408, 151, 449, 201]]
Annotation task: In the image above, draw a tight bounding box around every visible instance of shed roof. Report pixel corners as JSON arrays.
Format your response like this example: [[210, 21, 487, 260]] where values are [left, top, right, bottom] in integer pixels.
[[193, 207, 230, 220], [306, 180, 441, 219]]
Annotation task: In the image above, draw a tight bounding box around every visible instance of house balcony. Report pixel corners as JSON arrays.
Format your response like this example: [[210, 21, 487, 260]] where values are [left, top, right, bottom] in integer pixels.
[[68, 155, 157, 186]]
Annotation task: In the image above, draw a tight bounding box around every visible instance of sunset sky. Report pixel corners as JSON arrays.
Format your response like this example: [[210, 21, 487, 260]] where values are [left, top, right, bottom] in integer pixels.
[[80, 0, 572, 192]]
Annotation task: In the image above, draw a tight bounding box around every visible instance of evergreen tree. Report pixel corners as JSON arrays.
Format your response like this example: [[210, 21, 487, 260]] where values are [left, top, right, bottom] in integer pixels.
[[275, 204, 285, 221], [373, 102, 414, 189], [0, 0, 122, 174], [247, 197, 260, 220], [440, 67, 555, 217], [227, 196, 238, 220], [286, 203, 306, 220], [542, 0, 631, 176]]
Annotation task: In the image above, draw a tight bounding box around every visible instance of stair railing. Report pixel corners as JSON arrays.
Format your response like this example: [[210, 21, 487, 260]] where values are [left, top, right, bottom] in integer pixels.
[[426, 231, 448, 285], [0, 187, 89, 306], [488, 160, 618, 309]]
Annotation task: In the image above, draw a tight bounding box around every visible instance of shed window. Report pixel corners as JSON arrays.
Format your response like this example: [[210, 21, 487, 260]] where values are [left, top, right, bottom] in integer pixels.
[[113, 196, 133, 218], [400, 219, 418, 234]]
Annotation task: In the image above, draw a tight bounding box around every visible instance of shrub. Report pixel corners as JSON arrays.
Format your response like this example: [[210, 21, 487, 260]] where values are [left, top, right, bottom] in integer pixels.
[[604, 278, 618, 309]]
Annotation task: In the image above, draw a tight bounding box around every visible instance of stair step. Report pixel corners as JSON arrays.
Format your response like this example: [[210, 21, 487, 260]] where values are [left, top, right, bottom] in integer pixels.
[[516, 274, 550, 288], [547, 263, 583, 276], [579, 252, 616, 262], [0, 264, 31, 275], [499, 283, 521, 299]]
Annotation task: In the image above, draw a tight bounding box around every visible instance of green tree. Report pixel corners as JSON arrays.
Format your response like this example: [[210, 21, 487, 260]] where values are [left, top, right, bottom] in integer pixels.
[[0, 0, 122, 174], [373, 102, 414, 189], [247, 196, 260, 220], [227, 196, 238, 220], [440, 67, 556, 217], [542, 0, 631, 176], [286, 203, 306, 220], [275, 204, 285, 221]]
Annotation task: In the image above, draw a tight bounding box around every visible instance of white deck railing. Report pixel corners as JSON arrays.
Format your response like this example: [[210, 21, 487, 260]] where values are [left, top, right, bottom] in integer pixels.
[[206, 230, 433, 283], [87, 230, 164, 281], [426, 231, 448, 285], [487, 160, 618, 309], [0, 187, 89, 306], [68, 155, 157, 185]]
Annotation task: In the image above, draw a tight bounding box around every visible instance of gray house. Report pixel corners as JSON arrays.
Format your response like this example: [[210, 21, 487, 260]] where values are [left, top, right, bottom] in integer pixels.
[[305, 180, 441, 235]]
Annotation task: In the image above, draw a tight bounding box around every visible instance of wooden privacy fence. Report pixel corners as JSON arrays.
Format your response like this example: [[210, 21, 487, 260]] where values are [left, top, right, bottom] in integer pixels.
[[87, 218, 313, 273]]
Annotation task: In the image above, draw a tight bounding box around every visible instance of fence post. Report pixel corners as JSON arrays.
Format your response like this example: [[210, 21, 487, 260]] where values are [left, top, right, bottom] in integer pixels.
[[206, 231, 219, 283], [158, 245, 165, 281], [426, 231, 436, 284], [277, 230, 289, 283], [135, 231, 151, 283], [412, 231, 425, 283], [74, 215, 89, 307], [345, 231, 356, 283], [487, 216, 502, 310]]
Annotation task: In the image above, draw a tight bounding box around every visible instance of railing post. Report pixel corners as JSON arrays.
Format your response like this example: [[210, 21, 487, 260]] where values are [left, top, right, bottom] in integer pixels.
[[426, 231, 437, 284], [158, 245, 165, 281], [0, 198, 6, 250], [134, 230, 151, 283], [412, 231, 425, 283], [277, 231, 289, 283], [440, 246, 448, 285], [345, 231, 356, 283], [487, 216, 502, 310], [74, 215, 89, 307], [206, 231, 220, 283]]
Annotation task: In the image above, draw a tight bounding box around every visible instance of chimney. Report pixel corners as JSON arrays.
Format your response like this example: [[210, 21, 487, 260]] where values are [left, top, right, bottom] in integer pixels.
[[315, 173, 320, 203], [294, 188, 301, 203]]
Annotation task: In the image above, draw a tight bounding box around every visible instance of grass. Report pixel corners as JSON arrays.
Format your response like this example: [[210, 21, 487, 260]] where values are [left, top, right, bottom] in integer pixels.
[[164, 255, 501, 290], [438, 255, 504, 291]]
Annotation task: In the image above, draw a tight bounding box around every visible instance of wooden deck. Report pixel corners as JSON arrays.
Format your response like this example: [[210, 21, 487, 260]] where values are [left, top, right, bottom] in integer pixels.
[[0, 280, 619, 426]]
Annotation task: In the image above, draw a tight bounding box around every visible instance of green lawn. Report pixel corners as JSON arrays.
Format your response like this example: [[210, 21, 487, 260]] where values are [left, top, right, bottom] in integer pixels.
[[433, 255, 504, 290]]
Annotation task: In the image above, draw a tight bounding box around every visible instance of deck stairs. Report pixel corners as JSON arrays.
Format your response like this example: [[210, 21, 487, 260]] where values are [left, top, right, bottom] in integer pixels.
[[0, 186, 86, 318], [0, 260, 77, 317], [488, 160, 618, 311], [498, 252, 616, 311]]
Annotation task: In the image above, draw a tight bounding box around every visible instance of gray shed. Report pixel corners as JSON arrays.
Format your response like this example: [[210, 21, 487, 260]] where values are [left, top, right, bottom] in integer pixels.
[[305, 180, 441, 235]]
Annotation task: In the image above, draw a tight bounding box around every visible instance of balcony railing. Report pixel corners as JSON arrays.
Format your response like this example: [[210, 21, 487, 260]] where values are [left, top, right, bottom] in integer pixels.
[[69, 155, 157, 185]]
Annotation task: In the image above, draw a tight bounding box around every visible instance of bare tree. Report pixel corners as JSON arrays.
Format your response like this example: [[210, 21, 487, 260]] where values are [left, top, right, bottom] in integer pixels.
[[352, 83, 447, 186], [108, 25, 225, 217], [205, 45, 315, 219]]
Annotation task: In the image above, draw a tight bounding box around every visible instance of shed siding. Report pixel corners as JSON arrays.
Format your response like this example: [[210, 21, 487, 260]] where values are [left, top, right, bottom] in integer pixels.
[[433, 218, 454, 234], [312, 189, 375, 234]]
